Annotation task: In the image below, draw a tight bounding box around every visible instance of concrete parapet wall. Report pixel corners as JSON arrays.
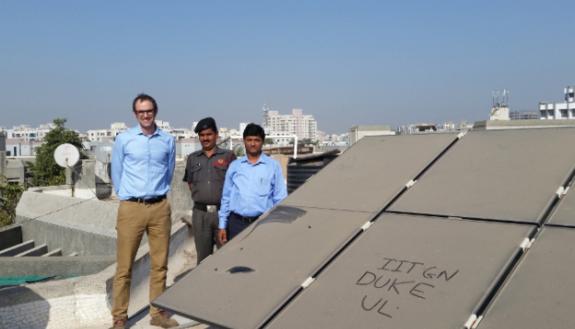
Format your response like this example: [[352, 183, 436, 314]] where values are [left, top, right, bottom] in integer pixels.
[[0, 161, 196, 328], [0, 224, 23, 250], [15, 190, 87, 223], [0, 255, 115, 277], [0, 222, 193, 329], [21, 218, 116, 256], [15, 190, 118, 255], [75, 159, 96, 190], [17, 161, 191, 227], [169, 163, 193, 224], [474, 119, 575, 130]]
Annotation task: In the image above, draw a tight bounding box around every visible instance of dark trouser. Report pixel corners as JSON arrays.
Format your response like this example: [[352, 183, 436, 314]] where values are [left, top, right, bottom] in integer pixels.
[[191, 208, 219, 264], [228, 212, 259, 240]]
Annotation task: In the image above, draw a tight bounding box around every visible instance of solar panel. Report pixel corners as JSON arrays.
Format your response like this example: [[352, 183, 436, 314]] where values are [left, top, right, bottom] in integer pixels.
[[477, 227, 575, 329], [155, 128, 575, 329], [283, 133, 458, 212], [154, 134, 460, 328], [547, 181, 575, 227], [389, 128, 575, 223], [153, 206, 374, 329], [266, 214, 533, 329]]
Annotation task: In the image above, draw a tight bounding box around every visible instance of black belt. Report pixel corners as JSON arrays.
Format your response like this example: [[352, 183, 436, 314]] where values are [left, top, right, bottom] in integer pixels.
[[126, 195, 166, 204], [194, 202, 220, 212], [231, 212, 260, 224]]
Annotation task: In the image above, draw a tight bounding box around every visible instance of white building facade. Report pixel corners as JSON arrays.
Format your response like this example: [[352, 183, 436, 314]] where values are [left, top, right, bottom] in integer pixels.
[[5, 123, 54, 142], [3, 123, 57, 156], [87, 122, 128, 142], [86, 120, 194, 142], [539, 86, 575, 120], [263, 106, 318, 141], [349, 125, 395, 144]]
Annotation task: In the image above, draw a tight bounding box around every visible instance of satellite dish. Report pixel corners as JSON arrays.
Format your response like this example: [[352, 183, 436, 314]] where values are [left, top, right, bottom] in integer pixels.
[[54, 143, 80, 168]]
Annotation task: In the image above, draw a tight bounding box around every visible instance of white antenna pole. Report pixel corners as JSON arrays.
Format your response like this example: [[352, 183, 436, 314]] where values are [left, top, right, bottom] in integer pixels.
[[293, 135, 298, 159], [54, 143, 80, 198]]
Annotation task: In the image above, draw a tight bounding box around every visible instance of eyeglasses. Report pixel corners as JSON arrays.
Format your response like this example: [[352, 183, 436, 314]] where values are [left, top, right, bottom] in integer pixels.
[[135, 109, 155, 115]]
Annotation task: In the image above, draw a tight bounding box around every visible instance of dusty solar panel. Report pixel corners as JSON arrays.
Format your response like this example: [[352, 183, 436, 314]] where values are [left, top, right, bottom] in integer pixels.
[[546, 182, 575, 227], [390, 128, 575, 223], [154, 134, 459, 328], [477, 227, 575, 329], [267, 214, 534, 329], [283, 133, 458, 212], [153, 206, 373, 329]]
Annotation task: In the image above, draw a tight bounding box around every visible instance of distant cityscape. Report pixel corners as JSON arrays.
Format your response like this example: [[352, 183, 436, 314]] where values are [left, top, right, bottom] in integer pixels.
[[1, 85, 574, 160]]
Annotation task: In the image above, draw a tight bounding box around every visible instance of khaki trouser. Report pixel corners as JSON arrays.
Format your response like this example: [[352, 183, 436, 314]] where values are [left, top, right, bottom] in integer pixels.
[[112, 199, 171, 320]]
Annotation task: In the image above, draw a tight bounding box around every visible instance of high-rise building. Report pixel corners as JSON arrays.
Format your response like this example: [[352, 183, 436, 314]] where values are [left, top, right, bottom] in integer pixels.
[[262, 106, 318, 141]]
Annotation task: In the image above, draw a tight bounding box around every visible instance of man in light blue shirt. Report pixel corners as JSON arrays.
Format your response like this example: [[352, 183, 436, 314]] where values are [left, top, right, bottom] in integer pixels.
[[111, 119, 175, 201], [110, 94, 178, 329], [218, 123, 287, 243]]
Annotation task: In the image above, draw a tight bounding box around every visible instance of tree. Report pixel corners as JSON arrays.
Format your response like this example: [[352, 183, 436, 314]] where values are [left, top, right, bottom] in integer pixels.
[[29, 118, 85, 186], [0, 179, 24, 227]]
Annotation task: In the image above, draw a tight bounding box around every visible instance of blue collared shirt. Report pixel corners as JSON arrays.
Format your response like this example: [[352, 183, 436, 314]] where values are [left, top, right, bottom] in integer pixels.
[[111, 126, 176, 200], [218, 153, 287, 229]]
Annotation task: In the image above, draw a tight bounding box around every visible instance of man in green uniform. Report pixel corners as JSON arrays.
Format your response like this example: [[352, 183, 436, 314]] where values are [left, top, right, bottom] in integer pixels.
[[183, 117, 236, 264]]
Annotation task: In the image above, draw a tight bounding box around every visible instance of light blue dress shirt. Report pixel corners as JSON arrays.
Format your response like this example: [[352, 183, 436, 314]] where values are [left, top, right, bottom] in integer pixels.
[[218, 153, 287, 229], [111, 126, 176, 200]]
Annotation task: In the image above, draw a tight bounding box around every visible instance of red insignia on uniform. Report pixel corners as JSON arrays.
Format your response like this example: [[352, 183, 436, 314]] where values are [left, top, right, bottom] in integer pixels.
[[214, 158, 227, 167]]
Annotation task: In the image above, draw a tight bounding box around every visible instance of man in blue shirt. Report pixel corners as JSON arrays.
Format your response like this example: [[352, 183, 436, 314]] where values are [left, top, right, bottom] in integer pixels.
[[218, 123, 287, 244], [110, 94, 178, 329]]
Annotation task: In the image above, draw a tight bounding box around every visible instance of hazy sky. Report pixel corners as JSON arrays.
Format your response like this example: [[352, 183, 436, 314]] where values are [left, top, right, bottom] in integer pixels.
[[1, 1, 574, 133]]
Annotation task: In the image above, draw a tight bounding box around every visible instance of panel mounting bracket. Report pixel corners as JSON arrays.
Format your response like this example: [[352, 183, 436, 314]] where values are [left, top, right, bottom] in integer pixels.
[[520, 238, 534, 251], [301, 277, 315, 289], [360, 221, 373, 231], [556, 186, 569, 198], [464, 314, 478, 329]]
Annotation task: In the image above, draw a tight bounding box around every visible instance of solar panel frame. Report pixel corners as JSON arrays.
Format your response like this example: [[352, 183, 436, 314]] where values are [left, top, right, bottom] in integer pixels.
[[265, 214, 535, 329], [389, 128, 575, 224], [283, 133, 460, 212], [546, 171, 575, 227], [476, 226, 575, 329], [153, 206, 375, 329]]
